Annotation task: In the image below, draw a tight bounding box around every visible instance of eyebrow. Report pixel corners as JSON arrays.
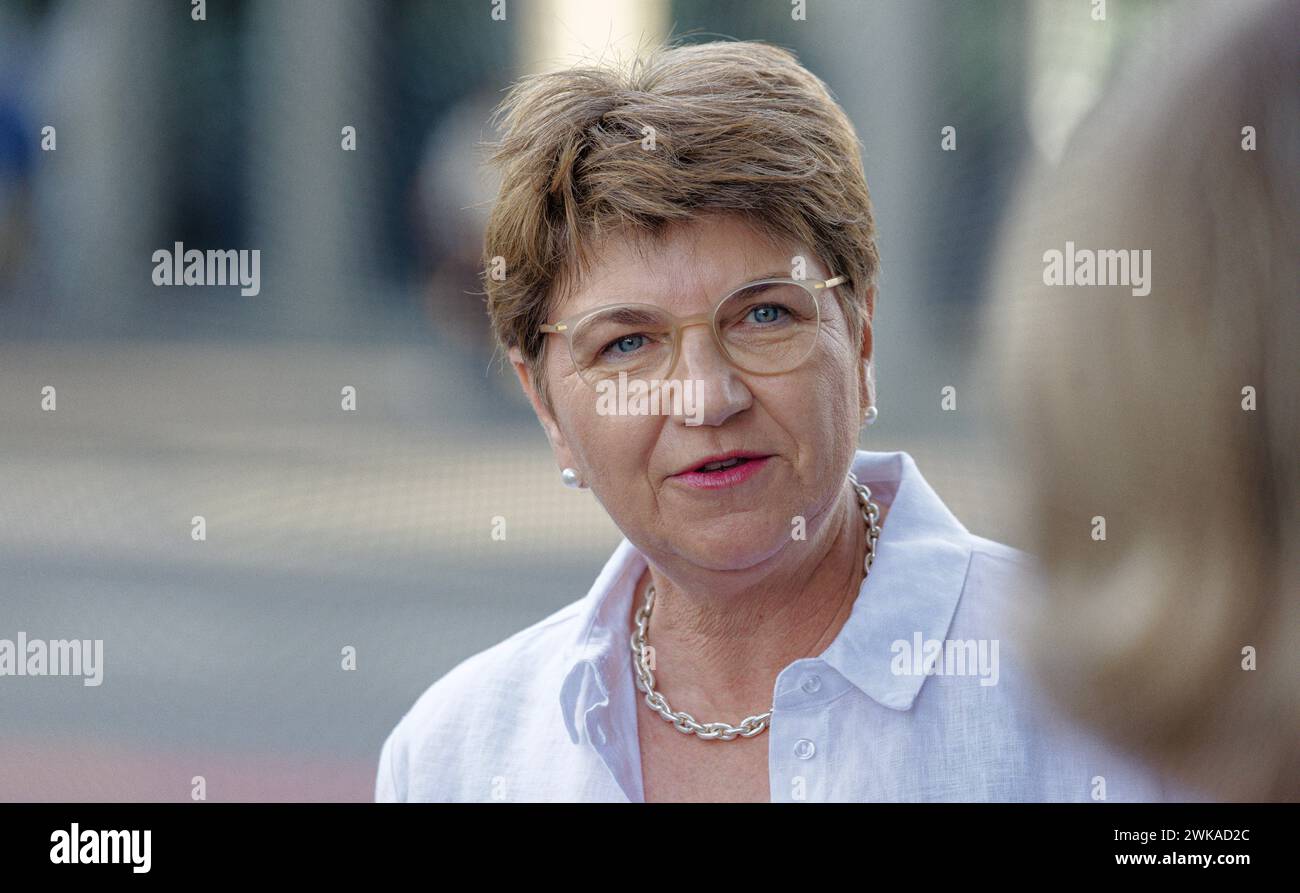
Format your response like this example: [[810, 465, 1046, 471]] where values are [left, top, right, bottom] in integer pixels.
[[576, 271, 801, 318], [737, 272, 796, 287], [619, 272, 793, 302], [594, 306, 670, 326]]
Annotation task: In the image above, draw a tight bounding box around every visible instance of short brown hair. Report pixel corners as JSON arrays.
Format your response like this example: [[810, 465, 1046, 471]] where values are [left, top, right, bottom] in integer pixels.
[[986, 0, 1299, 799], [480, 39, 880, 410]]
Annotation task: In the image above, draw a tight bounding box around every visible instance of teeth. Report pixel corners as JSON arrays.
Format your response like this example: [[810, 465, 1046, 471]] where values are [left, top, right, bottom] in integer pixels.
[[701, 457, 743, 472]]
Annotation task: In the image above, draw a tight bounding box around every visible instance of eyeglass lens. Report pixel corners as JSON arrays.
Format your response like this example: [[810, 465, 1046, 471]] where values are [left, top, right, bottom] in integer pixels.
[[568, 280, 820, 384]]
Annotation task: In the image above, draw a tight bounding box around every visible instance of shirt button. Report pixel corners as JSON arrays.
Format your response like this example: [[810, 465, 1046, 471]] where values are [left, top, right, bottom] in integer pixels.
[[800, 674, 822, 694], [794, 738, 816, 760]]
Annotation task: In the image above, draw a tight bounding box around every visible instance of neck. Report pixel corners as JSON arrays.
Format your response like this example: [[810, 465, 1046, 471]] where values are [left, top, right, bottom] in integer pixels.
[[634, 477, 874, 718]]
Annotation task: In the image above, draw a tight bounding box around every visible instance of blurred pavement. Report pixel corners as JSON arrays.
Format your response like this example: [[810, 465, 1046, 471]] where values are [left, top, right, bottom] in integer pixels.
[[0, 337, 1016, 800]]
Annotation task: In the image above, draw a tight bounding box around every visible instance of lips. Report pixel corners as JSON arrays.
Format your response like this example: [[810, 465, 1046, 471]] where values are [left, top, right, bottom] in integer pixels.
[[669, 451, 773, 490], [674, 450, 770, 477], [699, 457, 746, 472]]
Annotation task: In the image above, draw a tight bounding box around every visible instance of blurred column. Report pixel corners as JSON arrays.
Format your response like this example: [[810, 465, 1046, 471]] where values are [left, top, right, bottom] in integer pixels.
[[1025, 0, 1121, 163], [519, 0, 670, 73], [33, 0, 168, 331], [244, 0, 380, 337], [803, 0, 947, 437]]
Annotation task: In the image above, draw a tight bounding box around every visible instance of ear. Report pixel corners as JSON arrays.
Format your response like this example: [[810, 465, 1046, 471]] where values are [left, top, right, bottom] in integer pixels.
[[508, 346, 581, 475], [857, 287, 877, 417]]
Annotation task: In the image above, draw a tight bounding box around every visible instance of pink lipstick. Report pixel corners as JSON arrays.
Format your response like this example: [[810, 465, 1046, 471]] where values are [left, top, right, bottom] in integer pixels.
[[670, 452, 772, 490]]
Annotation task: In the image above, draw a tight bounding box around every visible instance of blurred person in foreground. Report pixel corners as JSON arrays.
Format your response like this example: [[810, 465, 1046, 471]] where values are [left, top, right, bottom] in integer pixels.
[[984, 0, 1298, 802], [378, 40, 1177, 802]]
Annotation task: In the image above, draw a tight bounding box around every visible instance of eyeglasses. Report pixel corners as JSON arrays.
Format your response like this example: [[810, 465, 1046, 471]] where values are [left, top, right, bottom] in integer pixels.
[[539, 275, 847, 389]]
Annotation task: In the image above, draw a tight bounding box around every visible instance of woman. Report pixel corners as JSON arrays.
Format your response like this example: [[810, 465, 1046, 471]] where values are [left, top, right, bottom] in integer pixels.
[[985, 0, 1298, 802], [377, 39, 1172, 802]]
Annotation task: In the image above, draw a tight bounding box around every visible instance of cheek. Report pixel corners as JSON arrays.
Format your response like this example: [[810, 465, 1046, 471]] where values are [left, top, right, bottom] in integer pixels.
[[821, 355, 862, 425], [762, 350, 859, 439], [564, 403, 663, 487]]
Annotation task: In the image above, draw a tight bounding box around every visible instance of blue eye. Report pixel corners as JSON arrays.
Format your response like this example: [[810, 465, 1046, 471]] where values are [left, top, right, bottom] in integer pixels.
[[747, 304, 786, 324], [607, 334, 647, 355]]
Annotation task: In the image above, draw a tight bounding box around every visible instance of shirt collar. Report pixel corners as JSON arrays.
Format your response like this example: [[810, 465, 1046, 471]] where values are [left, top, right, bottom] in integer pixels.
[[559, 450, 974, 744]]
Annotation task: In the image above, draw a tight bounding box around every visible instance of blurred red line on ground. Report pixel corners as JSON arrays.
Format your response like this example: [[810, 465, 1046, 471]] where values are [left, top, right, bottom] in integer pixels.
[[0, 738, 376, 802]]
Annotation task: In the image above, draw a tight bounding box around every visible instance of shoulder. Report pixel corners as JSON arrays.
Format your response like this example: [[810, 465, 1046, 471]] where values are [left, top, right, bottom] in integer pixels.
[[939, 534, 1173, 800], [374, 595, 588, 801], [965, 531, 1035, 569], [950, 531, 1040, 620]]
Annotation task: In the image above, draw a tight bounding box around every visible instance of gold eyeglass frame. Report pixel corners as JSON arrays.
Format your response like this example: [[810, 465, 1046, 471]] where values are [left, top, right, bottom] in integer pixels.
[[538, 274, 848, 388]]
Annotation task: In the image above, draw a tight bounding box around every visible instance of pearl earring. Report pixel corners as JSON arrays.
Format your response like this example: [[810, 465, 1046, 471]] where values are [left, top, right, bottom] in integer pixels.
[[863, 405, 878, 425], [561, 467, 582, 489]]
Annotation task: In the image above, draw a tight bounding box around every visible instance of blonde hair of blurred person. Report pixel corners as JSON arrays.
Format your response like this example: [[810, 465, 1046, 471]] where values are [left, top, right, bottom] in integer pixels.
[[985, 0, 1299, 801]]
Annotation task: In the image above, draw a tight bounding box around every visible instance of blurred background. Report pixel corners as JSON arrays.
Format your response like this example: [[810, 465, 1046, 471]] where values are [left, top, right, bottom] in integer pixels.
[[0, 0, 1192, 800]]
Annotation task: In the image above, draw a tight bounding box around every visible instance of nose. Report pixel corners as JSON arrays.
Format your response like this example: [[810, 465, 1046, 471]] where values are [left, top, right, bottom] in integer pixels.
[[669, 321, 752, 426]]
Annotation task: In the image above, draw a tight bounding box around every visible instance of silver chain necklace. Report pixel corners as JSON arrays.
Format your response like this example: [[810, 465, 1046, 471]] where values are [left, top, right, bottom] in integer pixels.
[[630, 472, 882, 741]]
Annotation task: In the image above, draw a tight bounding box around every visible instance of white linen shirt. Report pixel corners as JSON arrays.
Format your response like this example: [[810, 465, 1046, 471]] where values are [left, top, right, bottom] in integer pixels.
[[376, 450, 1179, 802]]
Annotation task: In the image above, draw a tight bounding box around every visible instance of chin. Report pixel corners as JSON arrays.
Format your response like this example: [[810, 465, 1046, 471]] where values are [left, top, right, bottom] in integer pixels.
[[665, 512, 792, 572]]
